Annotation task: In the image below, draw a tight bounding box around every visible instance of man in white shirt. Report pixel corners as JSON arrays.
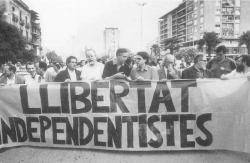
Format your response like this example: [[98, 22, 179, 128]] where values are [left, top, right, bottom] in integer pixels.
[[54, 56, 81, 82], [24, 62, 40, 84], [81, 49, 104, 80]]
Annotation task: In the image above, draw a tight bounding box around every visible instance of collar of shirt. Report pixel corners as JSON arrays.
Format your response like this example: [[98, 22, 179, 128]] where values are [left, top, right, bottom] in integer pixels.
[[136, 65, 149, 72]]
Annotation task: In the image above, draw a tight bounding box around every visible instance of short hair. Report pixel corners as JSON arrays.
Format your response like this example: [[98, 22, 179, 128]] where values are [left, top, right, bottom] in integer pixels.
[[66, 56, 77, 65], [39, 61, 47, 71], [116, 48, 129, 57], [136, 51, 149, 64], [216, 45, 227, 54], [9, 64, 16, 73], [241, 55, 250, 67]]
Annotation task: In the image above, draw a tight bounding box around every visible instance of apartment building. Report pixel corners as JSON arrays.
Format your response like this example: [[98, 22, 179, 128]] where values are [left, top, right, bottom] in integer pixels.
[[159, 0, 250, 54], [0, 0, 41, 55], [104, 28, 120, 58]]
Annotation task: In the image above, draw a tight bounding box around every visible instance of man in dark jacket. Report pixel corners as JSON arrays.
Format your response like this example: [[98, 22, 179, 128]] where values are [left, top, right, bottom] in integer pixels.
[[182, 53, 207, 79], [54, 56, 81, 82]]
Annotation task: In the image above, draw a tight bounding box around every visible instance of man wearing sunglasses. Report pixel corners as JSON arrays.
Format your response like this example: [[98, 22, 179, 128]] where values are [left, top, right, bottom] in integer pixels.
[[54, 56, 81, 82]]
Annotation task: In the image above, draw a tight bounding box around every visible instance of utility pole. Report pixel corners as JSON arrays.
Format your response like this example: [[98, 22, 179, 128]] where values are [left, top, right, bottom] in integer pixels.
[[137, 2, 147, 49]]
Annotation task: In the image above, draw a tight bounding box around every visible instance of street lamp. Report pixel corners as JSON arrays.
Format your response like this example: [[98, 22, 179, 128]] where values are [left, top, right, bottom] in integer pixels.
[[137, 2, 147, 49]]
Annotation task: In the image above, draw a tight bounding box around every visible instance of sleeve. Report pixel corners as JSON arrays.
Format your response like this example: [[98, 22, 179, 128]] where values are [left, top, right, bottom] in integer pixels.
[[54, 72, 62, 82], [102, 62, 110, 79]]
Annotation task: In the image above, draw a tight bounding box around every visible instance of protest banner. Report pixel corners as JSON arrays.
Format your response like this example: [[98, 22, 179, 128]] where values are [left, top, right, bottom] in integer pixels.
[[0, 79, 250, 153]]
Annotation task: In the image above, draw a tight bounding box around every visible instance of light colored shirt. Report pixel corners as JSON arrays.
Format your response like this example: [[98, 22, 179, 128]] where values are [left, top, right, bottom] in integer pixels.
[[68, 69, 77, 81], [81, 62, 104, 80], [130, 65, 159, 80], [6, 75, 15, 85]]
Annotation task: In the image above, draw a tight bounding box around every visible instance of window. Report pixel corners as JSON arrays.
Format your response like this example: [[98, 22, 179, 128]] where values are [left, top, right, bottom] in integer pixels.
[[215, 16, 221, 23], [12, 7, 15, 12]]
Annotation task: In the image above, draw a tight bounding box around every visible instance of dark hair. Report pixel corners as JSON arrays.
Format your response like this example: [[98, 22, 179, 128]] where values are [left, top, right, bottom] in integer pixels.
[[9, 64, 16, 73], [136, 51, 149, 64], [39, 61, 47, 72], [66, 56, 77, 65], [241, 55, 250, 67], [116, 48, 129, 57], [216, 45, 227, 54]]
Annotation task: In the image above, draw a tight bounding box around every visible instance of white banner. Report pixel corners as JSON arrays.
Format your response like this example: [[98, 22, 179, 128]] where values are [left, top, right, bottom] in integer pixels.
[[0, 79, 250, 152]]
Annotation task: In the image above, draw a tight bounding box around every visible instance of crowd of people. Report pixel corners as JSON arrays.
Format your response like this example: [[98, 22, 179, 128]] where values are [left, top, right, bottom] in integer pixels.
[[0, 45, 250, 85]]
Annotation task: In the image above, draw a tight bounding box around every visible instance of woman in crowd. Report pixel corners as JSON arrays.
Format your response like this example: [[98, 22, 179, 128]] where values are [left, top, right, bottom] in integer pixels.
[[130, 51, 159, 81]]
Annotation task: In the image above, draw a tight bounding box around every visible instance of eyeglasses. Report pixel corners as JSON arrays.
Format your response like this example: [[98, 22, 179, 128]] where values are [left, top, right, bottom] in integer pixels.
[[135, 58, 142, 61], [70, 61, 77, 64]]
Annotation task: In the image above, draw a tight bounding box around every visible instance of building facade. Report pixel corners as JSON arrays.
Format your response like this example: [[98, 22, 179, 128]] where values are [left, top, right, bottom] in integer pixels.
[[104, 27, 120, 58], [159, 0, 250, 54], [0, 0, 41, 55]]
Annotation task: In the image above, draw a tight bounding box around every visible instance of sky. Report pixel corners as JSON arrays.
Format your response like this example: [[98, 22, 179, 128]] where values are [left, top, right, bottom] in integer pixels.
[[24, 0, 182, 59]]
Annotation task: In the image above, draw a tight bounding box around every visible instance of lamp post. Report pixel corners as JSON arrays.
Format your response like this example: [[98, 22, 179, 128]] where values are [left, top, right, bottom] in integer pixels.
[[137, 2, 147, 49]]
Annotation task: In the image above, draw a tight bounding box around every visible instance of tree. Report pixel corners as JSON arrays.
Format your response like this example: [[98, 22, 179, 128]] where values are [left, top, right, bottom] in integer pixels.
[[0, 19, 35, 64], [150, 44, 161, 58], [239, 31, 250, 54], [46, 51, 63, 63], [198, 32, 221, 57], [163, 37, 179, 55]]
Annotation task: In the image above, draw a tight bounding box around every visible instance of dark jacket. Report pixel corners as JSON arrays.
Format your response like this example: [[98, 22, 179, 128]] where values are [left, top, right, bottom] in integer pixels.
[[54, 69, 81, 82], [158, 67, 180, 80], [182, 66, 206, 79]]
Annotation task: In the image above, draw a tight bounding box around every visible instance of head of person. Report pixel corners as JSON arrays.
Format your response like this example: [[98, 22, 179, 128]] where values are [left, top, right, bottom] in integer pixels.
[[116, 48, 130, 65], [86, 49, 97, 65], [26, 62, 36, 76], [52, 62, 61, 72], [162, 54, 175, 68], [237, 55, 250, 73], [80, 60, 86, 67], [194, 53, 206, 70], [36, 61, 47, 76], [66, 56, 77, 71], [4, 64, 16, 77], [216, 45, 227, 61], [135, 51, 149, 67], [157, 59, 163, 67]]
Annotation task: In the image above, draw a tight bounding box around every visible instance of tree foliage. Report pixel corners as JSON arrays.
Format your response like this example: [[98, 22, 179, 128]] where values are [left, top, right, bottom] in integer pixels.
[[198, 32, 221, 56], [239, 31, 250, 54], [0, 19, 35, 64], [46, 51, 63, 63], [163, 37, 179, 55]]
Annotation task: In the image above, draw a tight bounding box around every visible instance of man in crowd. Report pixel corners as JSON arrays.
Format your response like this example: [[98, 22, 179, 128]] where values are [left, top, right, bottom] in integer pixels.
[[35, 61, 48, 83], [206, 45, 236, 78], [0, 64, 25, 85], [130, 51, 159, 80], [102, 48, 132, 80], [24, 62, 40, 84], [81, 49, 104, 80], [158, 54, 180, 80], [54, 56, 81, 82], [182, 53, 207, 79], [45, 62, 61, 82]]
